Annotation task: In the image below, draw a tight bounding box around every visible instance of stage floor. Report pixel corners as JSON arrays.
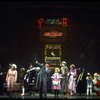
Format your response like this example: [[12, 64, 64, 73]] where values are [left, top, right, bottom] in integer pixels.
[[0, 93, 100, 99]]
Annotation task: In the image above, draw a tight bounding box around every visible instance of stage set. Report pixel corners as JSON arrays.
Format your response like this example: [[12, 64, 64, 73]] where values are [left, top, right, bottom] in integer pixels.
[[0, 81, 100, 99], [0, 1, 100, 99], [0, 93, 100, 99]]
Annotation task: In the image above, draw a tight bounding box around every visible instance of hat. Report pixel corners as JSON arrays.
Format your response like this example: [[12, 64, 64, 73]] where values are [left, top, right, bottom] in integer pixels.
[[70, 64, 75, 68], [61, 61, 66, 65], [20, 67, 25, 71], [12, 64, 17, 69], [94, 73, 99, 77]]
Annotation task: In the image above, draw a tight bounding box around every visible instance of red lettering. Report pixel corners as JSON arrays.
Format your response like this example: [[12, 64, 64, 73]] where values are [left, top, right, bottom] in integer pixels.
[[62, 18, 67, 26], [38, 18, 44, 28]]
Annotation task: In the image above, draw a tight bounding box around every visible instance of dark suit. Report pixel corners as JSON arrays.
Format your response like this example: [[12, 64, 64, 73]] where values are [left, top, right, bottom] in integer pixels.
[[35, 62, 51, 98]]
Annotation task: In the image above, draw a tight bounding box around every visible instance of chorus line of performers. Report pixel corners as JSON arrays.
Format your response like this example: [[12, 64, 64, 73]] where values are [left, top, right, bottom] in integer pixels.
[[0, 61, 100, 98]]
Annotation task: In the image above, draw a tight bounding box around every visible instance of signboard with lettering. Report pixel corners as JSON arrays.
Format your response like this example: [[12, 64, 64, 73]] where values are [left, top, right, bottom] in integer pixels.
[[36, 18, 68, 42], [37, 18, 68, 28], [45, 44, 61, 66]]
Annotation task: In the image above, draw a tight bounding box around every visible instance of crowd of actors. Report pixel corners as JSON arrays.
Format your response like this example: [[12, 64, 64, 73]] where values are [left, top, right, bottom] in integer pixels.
[[0, 61, 100, 98]]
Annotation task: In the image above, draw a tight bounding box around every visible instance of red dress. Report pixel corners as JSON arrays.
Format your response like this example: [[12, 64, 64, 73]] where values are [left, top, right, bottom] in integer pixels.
[[96, 80, 100, 96], [51, 73, 62, 90]]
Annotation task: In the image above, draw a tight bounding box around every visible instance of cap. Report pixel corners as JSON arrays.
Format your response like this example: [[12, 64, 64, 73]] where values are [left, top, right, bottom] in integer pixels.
[[61, 61, 66, 65]]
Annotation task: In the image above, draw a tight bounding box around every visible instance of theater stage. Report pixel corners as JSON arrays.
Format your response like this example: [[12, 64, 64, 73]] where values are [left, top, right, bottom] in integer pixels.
[[0, 93, 100, 99]]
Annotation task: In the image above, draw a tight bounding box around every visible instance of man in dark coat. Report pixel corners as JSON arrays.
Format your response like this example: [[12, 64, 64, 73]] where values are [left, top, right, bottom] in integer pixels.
[[76, 68, 86, 95], [35, 61, 51, 98]]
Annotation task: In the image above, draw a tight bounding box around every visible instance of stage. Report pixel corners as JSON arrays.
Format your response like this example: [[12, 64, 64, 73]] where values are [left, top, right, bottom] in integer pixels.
[[0, 93, 100, 99]]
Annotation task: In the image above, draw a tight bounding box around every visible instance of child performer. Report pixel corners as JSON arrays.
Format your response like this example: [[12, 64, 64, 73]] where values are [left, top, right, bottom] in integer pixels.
[[51, 67, 62, 98], [86, 73, 93, 96], [19, 67, 26, 96]]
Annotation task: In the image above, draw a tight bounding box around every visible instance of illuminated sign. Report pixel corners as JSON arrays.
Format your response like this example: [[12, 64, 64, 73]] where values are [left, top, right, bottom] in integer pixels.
[[34, 17, 68, 42], [40, 24, 67, 42], [44, 31, 63, 38], [45, 44, 61, 66], [37, 18, 68, 28]]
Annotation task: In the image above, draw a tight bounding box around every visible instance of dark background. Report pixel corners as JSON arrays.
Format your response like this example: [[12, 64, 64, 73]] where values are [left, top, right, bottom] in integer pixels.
[[0, 1, 100, 73]]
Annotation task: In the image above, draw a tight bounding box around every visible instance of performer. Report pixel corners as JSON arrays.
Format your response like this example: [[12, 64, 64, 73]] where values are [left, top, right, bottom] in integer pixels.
[[26, 63, 35, 83], [18, 67, 26, 96], [60, 61, 69, 98], [35, 61, 51, 98], [86, 73, 93, 96], [68, 64, 77, 96], [0, 64, 4, 95], [24, 63, 38, 95], [76, 67, 86, 95], [51, 67, 62, 98], [6, 64, 17, 96], [93, 73, 100, 96]]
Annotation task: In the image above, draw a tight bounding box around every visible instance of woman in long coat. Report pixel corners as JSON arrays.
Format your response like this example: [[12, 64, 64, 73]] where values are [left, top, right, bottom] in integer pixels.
[[6, 64, 17, 96]]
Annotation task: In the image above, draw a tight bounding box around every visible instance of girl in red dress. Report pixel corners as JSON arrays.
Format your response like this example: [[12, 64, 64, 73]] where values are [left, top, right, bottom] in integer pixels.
[[51, 67, 62, 98]]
